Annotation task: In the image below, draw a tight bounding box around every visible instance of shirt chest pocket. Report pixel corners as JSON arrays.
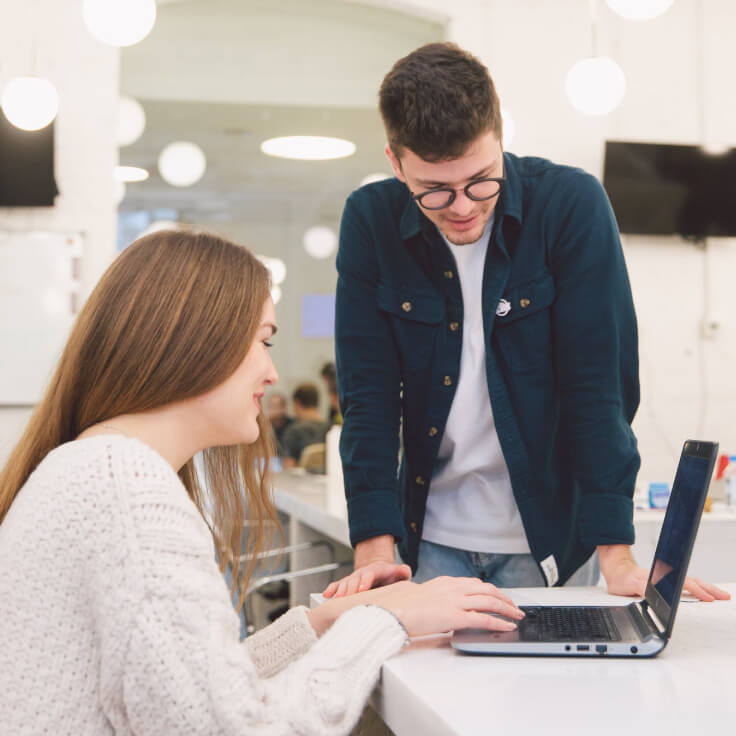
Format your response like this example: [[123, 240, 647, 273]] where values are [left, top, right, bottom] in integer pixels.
[[376, 284, 444, 374], [493, 272, 555, 374]]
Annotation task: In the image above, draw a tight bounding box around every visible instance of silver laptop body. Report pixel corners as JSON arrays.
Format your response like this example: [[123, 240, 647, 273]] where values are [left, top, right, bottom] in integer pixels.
[[451, 440, 718, 658]]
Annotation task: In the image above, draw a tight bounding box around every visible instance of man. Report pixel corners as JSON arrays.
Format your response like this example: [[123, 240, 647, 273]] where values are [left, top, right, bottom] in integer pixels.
[[326, 43, 727, 603], [265, 391, 294, 456], [281, 382, 331, 469]]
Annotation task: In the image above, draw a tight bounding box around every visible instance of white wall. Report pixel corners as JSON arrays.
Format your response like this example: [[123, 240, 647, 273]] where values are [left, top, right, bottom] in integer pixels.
[[443, 0, 736, 488], [0, 0, 118, 463]]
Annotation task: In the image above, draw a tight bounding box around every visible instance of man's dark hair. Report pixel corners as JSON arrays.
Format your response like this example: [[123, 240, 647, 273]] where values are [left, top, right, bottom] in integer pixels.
[[379, 42, 502, 162], [292, 382, 320, 409]]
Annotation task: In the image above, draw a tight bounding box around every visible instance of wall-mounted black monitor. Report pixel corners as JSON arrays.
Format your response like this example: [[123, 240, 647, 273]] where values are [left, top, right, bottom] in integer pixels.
[[0, 110, 58, 207], [602, 141, 736, 239]]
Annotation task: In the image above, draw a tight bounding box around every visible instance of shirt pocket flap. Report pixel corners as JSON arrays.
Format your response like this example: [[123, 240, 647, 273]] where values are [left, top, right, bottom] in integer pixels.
[[376, 284, 444, 325], [495, 272, 555, 326]]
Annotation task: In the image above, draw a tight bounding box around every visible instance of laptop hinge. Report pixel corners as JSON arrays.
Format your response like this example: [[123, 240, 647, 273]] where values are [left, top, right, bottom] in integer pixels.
[[635, 600, 666, 638]]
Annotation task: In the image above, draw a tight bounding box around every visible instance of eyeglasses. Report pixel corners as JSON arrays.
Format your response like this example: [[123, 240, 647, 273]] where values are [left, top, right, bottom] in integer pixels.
[[411, 177, 505, 211]]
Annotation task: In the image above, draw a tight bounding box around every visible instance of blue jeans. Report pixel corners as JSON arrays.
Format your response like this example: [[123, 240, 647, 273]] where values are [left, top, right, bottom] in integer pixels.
[[411, 539, 600, 587]]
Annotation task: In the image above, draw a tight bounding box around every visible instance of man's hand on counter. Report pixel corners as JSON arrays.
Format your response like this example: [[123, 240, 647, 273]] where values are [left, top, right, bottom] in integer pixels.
[[599, 543, 731, 601], [323, 534, 411, 598]]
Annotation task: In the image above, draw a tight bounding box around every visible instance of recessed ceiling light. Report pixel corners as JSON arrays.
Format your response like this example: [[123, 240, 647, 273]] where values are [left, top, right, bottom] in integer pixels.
[[114, 165, 149, 182], [260, 136, 356, 161]]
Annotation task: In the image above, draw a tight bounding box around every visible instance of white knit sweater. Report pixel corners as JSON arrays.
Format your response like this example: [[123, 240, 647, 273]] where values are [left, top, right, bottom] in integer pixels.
[[0, 436, 407, 735]]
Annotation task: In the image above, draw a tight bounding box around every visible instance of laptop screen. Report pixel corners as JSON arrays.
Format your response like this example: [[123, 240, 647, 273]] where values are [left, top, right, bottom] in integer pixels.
[[644, 440, 718, 636]]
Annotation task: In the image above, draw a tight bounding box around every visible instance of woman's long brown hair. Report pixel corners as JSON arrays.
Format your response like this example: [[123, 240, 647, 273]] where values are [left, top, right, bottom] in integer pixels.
[[0, 229, 280, 612]]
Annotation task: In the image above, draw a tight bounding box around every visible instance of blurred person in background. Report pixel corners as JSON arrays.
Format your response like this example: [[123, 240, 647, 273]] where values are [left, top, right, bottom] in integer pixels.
[[281, 382, 331, 469], [265, 390, 293, 456]]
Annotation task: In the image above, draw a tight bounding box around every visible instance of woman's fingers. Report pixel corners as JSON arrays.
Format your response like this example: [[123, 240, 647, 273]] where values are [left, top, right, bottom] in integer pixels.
[[457, 610, 518, 632], [462, 594, 525, 620], [438, 577, 518, 608]]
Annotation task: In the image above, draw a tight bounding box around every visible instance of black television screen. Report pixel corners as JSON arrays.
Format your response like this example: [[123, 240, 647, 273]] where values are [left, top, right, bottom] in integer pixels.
[[602, 141, 736, 238], [0, 110, 58, 207]]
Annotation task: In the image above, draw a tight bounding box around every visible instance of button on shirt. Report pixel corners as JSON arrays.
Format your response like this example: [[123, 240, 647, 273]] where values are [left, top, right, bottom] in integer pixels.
[[423, 216, 530, 554]]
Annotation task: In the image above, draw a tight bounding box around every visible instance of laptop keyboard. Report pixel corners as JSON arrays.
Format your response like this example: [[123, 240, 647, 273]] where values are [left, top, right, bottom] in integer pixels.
[[519, 606, 621, 642]]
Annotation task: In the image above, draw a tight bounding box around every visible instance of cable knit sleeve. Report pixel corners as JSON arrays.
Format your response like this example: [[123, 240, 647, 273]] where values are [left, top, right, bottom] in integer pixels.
[[244, 605, 317, 678], [103, 440, 406, 736]]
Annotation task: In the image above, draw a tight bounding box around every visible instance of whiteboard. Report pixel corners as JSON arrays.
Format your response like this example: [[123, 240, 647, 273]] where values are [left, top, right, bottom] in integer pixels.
[[0, 231, 83, 405]]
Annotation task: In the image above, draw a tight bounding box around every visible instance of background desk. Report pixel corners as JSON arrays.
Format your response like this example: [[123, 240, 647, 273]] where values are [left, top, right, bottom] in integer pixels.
[[373, 584, 736, 736], [273, 471, 736, 605]]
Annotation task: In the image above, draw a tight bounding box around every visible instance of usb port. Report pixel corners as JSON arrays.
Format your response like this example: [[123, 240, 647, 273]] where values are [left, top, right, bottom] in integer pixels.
[[576, 645, 590, 651], [595, 644, 608, 654]]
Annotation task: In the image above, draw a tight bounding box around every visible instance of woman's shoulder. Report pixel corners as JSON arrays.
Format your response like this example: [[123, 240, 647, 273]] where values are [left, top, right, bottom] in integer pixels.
[[35, 435, 214, 567], [38, 434, 175, 486]]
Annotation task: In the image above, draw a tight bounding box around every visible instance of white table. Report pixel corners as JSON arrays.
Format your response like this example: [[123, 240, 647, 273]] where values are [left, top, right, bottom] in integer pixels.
[[372, 584, 736, 736]]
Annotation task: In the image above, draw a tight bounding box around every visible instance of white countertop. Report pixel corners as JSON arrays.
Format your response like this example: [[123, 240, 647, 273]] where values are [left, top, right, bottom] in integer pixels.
[[373, 583, 736, 736], [272, 471, 351, 547]]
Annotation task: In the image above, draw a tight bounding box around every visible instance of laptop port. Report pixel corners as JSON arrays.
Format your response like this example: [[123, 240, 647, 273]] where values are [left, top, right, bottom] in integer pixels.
[[576, 645, 590, 651], [595, 644, 608, 654]]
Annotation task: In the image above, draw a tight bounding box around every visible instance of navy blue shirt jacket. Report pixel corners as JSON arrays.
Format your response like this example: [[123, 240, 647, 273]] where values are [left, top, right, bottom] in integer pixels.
[[335, 152, 640, 584]]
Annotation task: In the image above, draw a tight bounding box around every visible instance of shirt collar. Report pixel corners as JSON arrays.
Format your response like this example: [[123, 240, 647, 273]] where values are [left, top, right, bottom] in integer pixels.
[[399, 151, 523, 241]]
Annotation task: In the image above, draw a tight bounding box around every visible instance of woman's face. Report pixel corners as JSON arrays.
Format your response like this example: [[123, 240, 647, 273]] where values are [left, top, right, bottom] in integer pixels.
[[197, 297, 278, 446]]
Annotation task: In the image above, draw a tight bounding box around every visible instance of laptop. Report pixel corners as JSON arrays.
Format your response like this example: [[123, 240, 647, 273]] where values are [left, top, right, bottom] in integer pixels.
[[451, 439, 718, 658]]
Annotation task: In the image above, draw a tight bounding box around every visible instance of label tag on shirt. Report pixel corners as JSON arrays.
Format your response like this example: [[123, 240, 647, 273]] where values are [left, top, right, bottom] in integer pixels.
[[540, 554, 559, 587], [496, 298, 511, 317]]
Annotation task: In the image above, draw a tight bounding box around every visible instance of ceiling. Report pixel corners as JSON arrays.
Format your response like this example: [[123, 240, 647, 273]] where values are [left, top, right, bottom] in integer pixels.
[[117, 0, 444, 229], [118, 101, 391, 225]]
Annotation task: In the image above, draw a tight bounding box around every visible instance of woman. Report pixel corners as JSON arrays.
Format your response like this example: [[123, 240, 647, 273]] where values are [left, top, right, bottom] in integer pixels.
[[0, 230, 522, 735]]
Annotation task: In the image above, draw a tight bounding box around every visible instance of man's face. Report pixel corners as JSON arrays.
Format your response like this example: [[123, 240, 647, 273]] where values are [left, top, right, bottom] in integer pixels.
[[386, 131, 503, 245]]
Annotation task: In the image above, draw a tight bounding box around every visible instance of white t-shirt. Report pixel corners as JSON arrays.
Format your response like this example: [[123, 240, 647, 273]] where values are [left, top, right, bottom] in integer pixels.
[[421, 217, 531, 554]]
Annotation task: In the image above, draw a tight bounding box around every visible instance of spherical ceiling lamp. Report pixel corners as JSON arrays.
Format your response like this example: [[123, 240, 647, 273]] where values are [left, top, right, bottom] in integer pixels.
[[260, 136, 356, 161], [256, 255, 287, 286], [605, 0, 673, 21], [83, 0, 156, 47], [303, 226, 337, 260], [113, 178, 126, 206], [1, 76, 59, 131], [117, 96, 145, 146], [268, 258, 287, 286], [270, 285, 282, 305], [360, 173, 391, 187], [565, 57, 626, 116], [157, 141, 207, 187], [114, 165, 149, 182], [501, 108, 515, 148]]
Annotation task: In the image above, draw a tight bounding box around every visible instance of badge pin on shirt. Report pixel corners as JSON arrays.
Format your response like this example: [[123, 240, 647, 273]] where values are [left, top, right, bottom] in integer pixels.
[[496, 298, 511, 317]]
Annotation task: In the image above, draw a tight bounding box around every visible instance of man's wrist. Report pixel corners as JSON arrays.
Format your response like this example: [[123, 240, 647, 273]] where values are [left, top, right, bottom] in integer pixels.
[[354, 534, 396, 569], [597, 544, 636, 579]]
